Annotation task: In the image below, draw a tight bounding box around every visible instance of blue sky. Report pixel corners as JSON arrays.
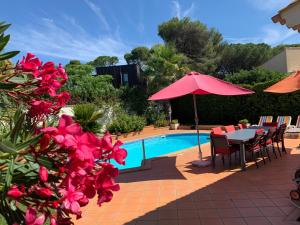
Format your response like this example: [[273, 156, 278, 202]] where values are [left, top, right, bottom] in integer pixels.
[[2, 0, 300, 65]]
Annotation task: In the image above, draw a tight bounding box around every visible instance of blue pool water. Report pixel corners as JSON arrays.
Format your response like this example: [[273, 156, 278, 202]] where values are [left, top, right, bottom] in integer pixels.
[[112, 133, 209, 170]]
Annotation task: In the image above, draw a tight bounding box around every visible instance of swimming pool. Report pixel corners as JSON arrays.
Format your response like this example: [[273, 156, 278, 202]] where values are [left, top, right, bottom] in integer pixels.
[[112, 133, 210, 170]]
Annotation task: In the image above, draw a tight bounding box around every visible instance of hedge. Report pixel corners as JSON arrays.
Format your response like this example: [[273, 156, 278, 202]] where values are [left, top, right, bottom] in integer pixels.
[[171, 80, 300, 125]]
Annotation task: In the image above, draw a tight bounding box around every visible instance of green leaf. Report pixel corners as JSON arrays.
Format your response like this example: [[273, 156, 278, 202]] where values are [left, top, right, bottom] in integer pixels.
[[9, 76, 27, 84], [0, 83, 18, 90], [0, 35, 10, 52], [24, 154, 56, 170], [90, 111, 103, 122], [0, 141, 16, 154], [9, 201, 16, 211], [5, 157, 14, 187], [0, 51, 19, 61], [10, 112, 25, 144], [0, 24, 10, 35], [15, 133, 42, 151]]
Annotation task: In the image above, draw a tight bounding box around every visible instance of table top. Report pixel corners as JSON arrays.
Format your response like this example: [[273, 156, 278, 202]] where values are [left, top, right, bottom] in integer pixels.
[[225, 126, 269, 144]]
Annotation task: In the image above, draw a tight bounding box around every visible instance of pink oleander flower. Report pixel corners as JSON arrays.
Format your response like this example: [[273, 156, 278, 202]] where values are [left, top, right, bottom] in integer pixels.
[[25, 208, 45, 225], [38, 134, 50, 151], [42, 115, 82, 147], [111, 140, 127, 165], [95, 163, 120, 206], [35, 187, 52, 198], [39, 166, 48, 182], [18, 53, 41, 77], [66, 132, 98, 163], [60, 185, 84, 215], [7, 185, 23, 198], [29, 100, 53, 117], [50, 217, 57, 225], [101, 131, 114, 151], [56, 91, 70, 108]]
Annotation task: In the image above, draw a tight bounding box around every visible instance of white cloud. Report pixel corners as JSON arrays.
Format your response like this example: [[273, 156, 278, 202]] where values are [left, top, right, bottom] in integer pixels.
[[83, 0, 110, 31], [183, 3, 195, 17], [8, 17, 130, 63], [225, 25, 299, 45], [172, 1, 195, 18], [247, 0, 292, 11]]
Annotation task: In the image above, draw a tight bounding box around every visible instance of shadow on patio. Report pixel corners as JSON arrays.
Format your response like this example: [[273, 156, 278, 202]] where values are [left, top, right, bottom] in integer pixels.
[[119, 147, 300, 225]]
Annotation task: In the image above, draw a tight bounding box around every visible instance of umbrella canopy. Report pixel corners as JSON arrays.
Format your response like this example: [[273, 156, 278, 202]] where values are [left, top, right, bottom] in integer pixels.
[[264, 71, 300, 93], [148, 71, 254, 167], [149, 71, 254, 100]]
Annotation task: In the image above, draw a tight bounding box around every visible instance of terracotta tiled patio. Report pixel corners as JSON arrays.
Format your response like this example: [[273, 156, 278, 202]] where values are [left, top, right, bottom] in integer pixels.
[[76, 128, 300, 225]]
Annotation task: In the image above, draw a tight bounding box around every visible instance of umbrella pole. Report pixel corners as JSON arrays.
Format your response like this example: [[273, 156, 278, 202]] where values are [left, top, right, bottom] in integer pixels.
[[193, 94, 202, 159], [192, 94, 210, 167]]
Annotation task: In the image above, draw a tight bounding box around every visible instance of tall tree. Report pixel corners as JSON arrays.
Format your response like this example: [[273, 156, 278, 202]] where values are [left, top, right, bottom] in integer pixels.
[[124, 46, 150, 66], [219, 43, 273, 75], [158, 17, 224, 74], [144, 44, 189, 94], [88, 56, 119, 67], [64, 62, 118, 104]]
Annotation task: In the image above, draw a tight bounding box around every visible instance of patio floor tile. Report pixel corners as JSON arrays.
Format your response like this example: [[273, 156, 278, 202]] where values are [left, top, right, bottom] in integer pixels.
[[238, 207, 263, 217], [244, 217, 272, 225], [258, 207, 285, 217], [198, 208, 219, 218], [222, 218, 247, 225], [233, 199, 255, 208], [158, 209, 178, 220], [178, 209, 198, 219], [217, 208, 241, 218], [178, 219, 200, 225], [200, 218, 224, 225], [251, 198, 276, 207]]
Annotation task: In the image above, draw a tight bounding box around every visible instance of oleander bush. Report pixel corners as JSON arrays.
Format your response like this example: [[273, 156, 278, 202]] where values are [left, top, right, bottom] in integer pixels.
[[0, 22, 127, 225]]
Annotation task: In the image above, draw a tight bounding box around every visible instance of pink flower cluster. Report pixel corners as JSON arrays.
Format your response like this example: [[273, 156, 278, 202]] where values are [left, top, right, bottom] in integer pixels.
[[17, 53, 70, 118], [5, 53, 127, 225]]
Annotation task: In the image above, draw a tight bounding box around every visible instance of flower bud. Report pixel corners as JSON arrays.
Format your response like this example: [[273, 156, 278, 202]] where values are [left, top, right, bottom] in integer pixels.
[[39, 166, 48, 182], [7, 185, 23, 198], [35, 187, 52, 198]]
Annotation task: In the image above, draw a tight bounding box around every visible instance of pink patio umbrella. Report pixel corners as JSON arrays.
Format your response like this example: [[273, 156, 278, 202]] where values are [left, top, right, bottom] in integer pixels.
[[148, 71, 254, 167]]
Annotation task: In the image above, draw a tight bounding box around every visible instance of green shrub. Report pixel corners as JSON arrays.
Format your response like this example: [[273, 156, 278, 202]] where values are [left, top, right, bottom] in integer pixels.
[[171, 119, 179, 124], [153, 114, 168, 127], [154, 119, 169, 127], [108, 114, 146, 134], [73, 103, 103, 132], [239, 119, 249, 124], [144, 103, 167, 125]]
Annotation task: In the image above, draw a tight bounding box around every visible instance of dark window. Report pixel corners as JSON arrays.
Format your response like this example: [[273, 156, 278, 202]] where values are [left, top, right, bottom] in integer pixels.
[[122, 73, 129, 85]]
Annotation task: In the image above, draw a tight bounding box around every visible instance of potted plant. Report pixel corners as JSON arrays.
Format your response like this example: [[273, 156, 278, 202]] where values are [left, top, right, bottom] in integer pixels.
[[239, 119, 250, 127], [170, 119, 180, 130]]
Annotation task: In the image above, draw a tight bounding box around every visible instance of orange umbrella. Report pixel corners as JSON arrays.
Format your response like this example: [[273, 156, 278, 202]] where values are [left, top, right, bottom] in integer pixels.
[[264, 71, 300, 93]]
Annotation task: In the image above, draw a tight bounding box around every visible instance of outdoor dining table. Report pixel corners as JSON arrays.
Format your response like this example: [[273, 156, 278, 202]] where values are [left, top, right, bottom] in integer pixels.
[[225, 126, 270, 171]]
